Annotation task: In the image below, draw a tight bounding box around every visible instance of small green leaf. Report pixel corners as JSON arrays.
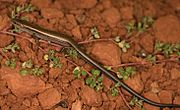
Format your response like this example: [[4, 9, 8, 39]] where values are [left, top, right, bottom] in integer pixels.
[[110, 83, 120, 97], [22, 59, 33, 68], [3, 43, 20, 53], [73, 67, 80, 78], [117, 67, 136, 80], [81, 70, 87, 76], [97, 76, 103, 82], [31, 67, 44, 76], [91, 69, 101, 77], [95, 83, 103, 91], [146, 54, 156, 62], [19, 69, 29, 76], [5, 60, 11, 66], [104, 66, 112, 70], [86, 77, 93, 85], [90, 27, 100, 39], [90, 80, 96, 88], [5, 59, 17, 69]]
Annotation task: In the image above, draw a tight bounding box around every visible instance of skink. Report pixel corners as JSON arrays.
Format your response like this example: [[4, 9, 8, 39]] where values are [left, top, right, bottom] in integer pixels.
[[12, 18, 180, 109]]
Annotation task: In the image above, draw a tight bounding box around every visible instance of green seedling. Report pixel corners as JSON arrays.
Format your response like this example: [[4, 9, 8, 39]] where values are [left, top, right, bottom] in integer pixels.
[[20, 67, 44, 76], [19, 69, 29, 76], [62, 47, 78, 59], [110, 82, 121, 97], [137, 16, 154, 33], [44, 50, 63, 68], [104, 66, 112, 71], [11, 25, 21, 33], [114, 36, 130, 53], [22, 59, 33, 68], [85, 69, 104, 91], [90, 27, 100, 39], [125, 16, 154, 35], [125, 20, 136, 35], [3, 43, 20, 53], [117, 67, 136, 80], [155, 42, 180, 57], [11, 4, 36, 18], [31, 67, 44, 76], [146, 54, 156, 63], [5, 58, 17, 69], [66, 48, 78, 59], [11, 4, 37, 32], [73, 66, 87, 78], [20, 59, 44, 76], [130, 97, 145, 110]]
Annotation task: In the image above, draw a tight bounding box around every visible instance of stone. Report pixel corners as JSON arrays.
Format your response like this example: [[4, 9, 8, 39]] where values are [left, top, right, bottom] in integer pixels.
[[101, 92, 109, 102], [31, 0, 52, 9], [71, 79, 85, 89], [60, 0, 97, 9], [79, 0, 97, 9], [158, 90, 173, 103], [0, 66, 46, 97], [154, 15, 180, 43], [102, 0, 112, 9], [150, 82, 160, 94], [100, 101, 116, 110], [71, 100, 82, 110], [41, 8, 64, 19], [168, 0, 180, 10], [0, 34, 14, 48], [0, 15, 11, 30], [38, 88, 61, 109], [66, 14, 77, 26], [120, 7, 133, 20], [71, 26, 82, 40], [173, 96, 180, 105], [49, 68, 61, 79], [91, 41, 121, 66], [23, 99, 31, 107], [144, 92, 160, 110], [81, 86, 102, 106], [170, 68, 180, 80], [125, 74, 144, 93], [139, 34, 154, 53], [102, 74, 113, 90], [101, 7, 120, 27]]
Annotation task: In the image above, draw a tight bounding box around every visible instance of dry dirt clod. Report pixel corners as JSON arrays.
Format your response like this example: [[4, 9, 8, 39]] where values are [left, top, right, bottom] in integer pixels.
[[31, 0, 52, 9], [0, 14, 11, 31], [170, 68, 180, 80], [90, 41, 121, 66], [0, 34, 14, 48], [139, 34, 155, 53], [49, 68, 61, 79], [143, 92, 160, 110], [158, 90, 173, 103], [173, 96, 180, 105], [71, 100, 82, 110], [71, 26, 83, 41], [154, 15, 180, 43], [79, 0, 97, 9], [80, 86, 102, 107], [38, 88, 61, 109], [120, 7, 134, 20], [0, 66, 46, 97], [124, 74, 144, 94], [101, 7, 120, 28], [41, 8, 64, 19]]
